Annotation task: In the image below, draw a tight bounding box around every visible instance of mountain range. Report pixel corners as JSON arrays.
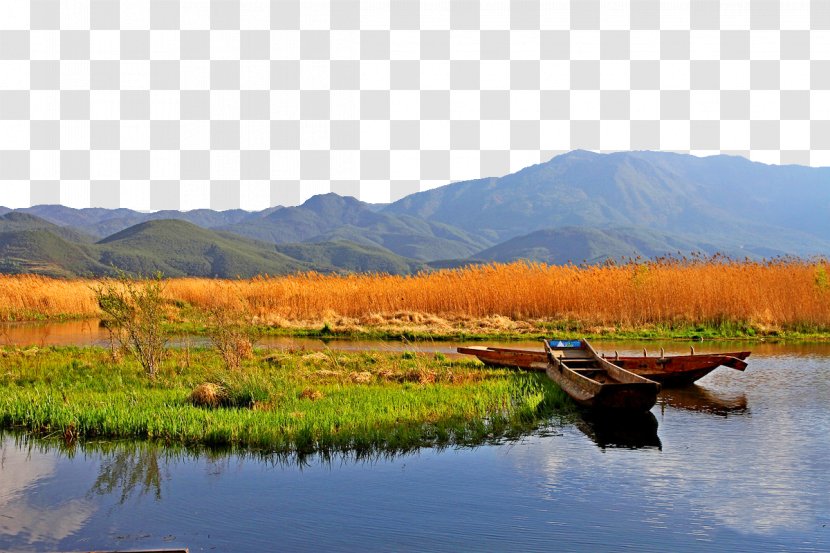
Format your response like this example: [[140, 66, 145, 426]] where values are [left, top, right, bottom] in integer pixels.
[[1, 151, 828, 278]]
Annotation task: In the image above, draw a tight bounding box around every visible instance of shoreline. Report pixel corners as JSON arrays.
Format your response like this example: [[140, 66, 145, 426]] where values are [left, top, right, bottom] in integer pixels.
[[5, 315, 830, 343]]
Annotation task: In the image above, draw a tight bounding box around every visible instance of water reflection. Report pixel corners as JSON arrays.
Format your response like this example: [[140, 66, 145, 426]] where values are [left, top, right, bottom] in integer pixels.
[[88, 444, 165, 505], [0, 436, 96, 547], [657, 385, 749, 417], [0, 319, 108, 347], [575, 411, 662, 450], [1, 344, 829, 551]]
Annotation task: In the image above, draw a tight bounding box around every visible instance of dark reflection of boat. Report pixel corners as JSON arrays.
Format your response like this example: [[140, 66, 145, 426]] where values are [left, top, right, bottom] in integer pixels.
[[574, 411, 662, 450], [657, 385, 748, 417]]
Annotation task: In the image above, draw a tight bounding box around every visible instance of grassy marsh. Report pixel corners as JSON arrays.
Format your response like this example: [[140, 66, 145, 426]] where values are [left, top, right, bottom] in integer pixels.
[[0, 346, 574, 455]]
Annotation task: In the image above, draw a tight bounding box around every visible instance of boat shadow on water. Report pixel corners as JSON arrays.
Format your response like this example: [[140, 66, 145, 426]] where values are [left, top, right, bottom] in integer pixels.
[[574, 411, 662, 451], [574, 385, 749, 450]]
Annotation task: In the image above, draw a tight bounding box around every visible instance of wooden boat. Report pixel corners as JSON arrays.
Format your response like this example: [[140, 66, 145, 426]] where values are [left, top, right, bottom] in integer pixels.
[[540, 339, 660, 412], [457, 343, 750, 387]]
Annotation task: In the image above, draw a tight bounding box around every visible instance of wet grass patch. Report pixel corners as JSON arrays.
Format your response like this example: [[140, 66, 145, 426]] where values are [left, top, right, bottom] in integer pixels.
[[0, 346, 575, 455]]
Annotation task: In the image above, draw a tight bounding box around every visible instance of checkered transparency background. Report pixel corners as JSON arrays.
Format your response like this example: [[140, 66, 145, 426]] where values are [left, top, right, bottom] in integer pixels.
[[0, 0, 828, 210]]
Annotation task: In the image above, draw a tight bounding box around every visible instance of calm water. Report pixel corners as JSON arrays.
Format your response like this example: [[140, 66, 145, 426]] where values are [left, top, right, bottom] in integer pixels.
[[1, 325, 829, 551]]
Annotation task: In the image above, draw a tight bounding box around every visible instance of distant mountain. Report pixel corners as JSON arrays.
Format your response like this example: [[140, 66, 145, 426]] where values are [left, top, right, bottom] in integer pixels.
[[0, 212, 109, 276], [0, 216, 428, 278], [3, 151, 829, 277], [96, 220, 309, 278], [384, 151, 830, 256], [274, 240, 425, 274], [218, 194, 380, 243], [21, 205, 252, 239], [0, 212, 96, 243], [0, 229, 107, 277], [472, 227, 727, 265], [220, 193, 492, 261]]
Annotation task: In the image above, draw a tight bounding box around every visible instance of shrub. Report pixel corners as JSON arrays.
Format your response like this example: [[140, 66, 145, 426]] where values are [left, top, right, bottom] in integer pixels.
[[93, 271, 168, 378], [203, 304, 259, 371]]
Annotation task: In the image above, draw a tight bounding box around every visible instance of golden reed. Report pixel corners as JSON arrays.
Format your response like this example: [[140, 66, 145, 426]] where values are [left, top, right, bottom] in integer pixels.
[[1, 259, 829, 330]]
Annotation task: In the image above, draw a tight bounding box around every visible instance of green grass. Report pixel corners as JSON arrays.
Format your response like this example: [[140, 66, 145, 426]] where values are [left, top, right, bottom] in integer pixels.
[[0, 346, 575, 456]]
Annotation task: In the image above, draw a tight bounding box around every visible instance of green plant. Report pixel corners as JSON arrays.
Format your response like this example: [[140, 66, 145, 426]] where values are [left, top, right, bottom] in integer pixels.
[[92, 271, 168, 378], [203, 305, 259, 371], [815, 263, 829, 291]]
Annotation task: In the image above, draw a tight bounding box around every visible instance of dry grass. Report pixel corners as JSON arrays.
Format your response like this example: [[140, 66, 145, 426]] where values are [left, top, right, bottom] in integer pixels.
[[299, 388, 324, 400], [167, 259, 830, 329], [0, 274, 99, 320], [2, 259, 830, 332], [189, 383, 227, 408]]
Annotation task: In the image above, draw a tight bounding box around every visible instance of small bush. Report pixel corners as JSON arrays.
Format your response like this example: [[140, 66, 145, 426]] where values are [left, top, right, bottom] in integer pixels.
[[190, 383, 227, 408], [203, 303, 259, 372], [349, 371, 373, 384], [190, 377, 269, 409], [299, 388, 324, 401], [92, 271, 168, 378]]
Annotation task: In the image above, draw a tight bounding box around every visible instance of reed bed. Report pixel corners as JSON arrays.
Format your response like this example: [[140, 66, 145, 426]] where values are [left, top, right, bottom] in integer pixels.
[[0, 346, 571, 454], [1, 259, 829, 334], [0, 274, 99, 321]]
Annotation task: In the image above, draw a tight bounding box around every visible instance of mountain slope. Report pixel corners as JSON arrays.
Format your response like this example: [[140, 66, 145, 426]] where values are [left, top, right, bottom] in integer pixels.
[[0, 216, 432, 278], [472, 227, 726, 265], [21, 205, 252, 239], [96, 220, 309, 278], [221, 193, 492, 261], [0, 230, 108, 277], [274, 240, 425, 274], [0, 212, 96, 243], [384, 151, 830, 255]]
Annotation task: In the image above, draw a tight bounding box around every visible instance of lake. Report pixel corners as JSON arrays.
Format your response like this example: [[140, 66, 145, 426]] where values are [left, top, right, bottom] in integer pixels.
[[1, 327, 829, 552]]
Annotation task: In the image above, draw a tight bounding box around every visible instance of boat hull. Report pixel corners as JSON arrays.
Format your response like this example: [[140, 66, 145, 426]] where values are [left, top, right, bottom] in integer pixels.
[[543, 341, 661, 413], [546, 362, 659, 412], [457, 346, 749, 387]]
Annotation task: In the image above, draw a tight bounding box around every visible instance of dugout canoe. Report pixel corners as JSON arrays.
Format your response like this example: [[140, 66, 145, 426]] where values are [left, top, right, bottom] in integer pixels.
[[541, 339, 661, 412], [456, 343, 750, 387]]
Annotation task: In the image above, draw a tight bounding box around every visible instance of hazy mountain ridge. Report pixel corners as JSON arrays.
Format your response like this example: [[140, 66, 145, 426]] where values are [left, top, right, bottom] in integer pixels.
[[0, 214, 426, 278], [1, 151, 828, 277], [472, 226, 729, 265], [0, 211, 97, 243], [21, 205, 252, 240], [383, 150, 830, 255], [218, 193, 492, 261]]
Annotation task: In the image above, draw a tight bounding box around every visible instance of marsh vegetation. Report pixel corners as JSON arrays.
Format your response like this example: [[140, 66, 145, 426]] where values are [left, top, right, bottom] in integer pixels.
[[1, 259, 829, 340], [0, 346, 573, 454]]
